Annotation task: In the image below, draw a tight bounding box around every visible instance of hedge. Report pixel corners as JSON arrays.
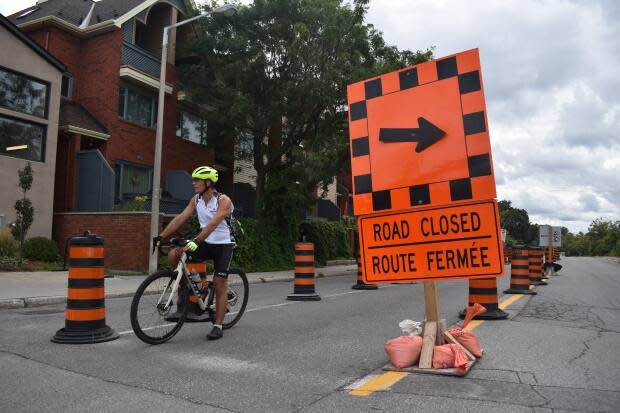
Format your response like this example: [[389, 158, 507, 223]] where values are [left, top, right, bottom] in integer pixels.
[[180, 216, 354, 272], [23, 236, 60, 262]]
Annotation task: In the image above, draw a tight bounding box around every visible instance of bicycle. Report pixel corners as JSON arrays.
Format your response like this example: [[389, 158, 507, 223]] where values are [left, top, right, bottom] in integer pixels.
[[130, 239, 249, 344]]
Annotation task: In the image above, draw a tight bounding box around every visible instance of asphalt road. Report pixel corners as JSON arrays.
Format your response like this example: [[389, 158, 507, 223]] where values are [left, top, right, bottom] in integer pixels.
[[1, 257, 619, 412]]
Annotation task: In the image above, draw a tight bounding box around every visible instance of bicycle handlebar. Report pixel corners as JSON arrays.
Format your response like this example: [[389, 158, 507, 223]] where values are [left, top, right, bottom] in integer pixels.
[[153, 238, 191, 255]]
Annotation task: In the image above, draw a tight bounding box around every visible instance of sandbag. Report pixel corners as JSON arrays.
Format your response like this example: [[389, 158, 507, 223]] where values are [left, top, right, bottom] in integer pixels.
[[384, 336, 423, 369], [462, 302, 487, 327], [432, 344, 469, 372], [448, 327, 483, 358]]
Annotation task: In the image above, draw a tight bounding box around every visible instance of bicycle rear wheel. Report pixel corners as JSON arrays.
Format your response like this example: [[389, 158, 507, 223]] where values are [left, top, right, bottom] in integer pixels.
[[130, 270, 188, 344], [222, 268, 249, 329]]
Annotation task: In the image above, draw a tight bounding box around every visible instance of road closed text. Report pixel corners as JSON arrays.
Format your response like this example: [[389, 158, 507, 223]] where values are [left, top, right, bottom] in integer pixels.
[[359, 201, 503, 283]]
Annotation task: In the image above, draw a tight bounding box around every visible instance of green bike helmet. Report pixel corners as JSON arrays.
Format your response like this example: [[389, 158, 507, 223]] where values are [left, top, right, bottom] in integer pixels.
[[191, 166, 218, 183]]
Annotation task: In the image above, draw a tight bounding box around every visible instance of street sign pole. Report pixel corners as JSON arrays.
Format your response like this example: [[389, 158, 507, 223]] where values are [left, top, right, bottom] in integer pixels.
[[548, 225, 552, 262]]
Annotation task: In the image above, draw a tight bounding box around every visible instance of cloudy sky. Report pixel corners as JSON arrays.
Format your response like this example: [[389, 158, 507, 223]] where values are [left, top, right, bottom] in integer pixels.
[[2, 0, 618, 233]]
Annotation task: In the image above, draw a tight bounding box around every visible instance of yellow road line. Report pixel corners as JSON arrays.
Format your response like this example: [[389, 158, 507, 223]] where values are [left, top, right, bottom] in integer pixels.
[[349, 372, 408, 396], [349, 291, 530, 397], [498, 293, 524, 310]]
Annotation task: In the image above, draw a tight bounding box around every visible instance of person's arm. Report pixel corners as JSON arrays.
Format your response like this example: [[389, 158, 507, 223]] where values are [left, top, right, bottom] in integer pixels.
[[192, 195, 232, 243], [160, 197, 196, 239]]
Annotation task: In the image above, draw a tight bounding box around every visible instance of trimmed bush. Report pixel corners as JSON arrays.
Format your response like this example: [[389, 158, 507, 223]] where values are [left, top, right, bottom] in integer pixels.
[[232, 218, 293, 272], [299, 220, 353, 265], [22, 236, 60, 262], [0, 255, 20, 271], [0, 228, 19, 257], [176, 216, 355, 272]]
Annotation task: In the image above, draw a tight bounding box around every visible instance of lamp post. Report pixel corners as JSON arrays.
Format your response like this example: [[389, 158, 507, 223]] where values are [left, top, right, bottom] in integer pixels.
[[149, 4, 237, 273]]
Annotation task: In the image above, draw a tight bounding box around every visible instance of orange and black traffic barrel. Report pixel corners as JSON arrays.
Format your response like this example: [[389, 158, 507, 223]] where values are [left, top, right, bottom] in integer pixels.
[[287, 242, 321, 301], [185, 261, 210, 322], [52, 232, 118, 344], [553, 247, 560, 261], [545, 247, 554, 263], [504, 245, 536, 295], [459, 277, 508, 320], [165, 260, 210, 323], [504, 245, 512, 264], [352, 256, 378, 290], [528, 246, 547, 286]]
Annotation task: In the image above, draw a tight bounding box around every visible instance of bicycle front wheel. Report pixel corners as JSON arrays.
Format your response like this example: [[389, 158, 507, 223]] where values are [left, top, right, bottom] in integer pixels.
[[130, 270, 188, 344], [222, 268, 249, 329]]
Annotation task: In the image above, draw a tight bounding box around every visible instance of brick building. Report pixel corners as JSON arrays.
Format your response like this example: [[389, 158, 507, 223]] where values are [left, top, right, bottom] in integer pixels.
[[7, 0, 234, 269]]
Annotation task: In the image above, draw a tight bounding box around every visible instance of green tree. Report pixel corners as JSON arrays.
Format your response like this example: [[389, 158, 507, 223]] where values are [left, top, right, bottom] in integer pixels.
[[180, 0, 432, 240], [12, 162, 34, 262], [499, 204, 531, 244], [570, 233, 592, 256], [587, 218, 619, 256]]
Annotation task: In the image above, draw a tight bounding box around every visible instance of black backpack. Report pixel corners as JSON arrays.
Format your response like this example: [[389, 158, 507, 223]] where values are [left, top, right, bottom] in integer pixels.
[[216, 193, 244, 243]]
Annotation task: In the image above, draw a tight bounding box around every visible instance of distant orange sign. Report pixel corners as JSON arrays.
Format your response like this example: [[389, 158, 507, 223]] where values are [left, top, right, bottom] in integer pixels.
[[359, 200, 504, 283], [347, 48, 496, 216]]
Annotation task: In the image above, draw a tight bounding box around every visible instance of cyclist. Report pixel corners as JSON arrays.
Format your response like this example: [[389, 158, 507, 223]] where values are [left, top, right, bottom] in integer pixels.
[[153, 166, 234, 340]]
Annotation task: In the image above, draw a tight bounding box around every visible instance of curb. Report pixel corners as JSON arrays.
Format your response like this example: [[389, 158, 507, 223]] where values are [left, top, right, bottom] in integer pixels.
[[0, 266, 357, 309]]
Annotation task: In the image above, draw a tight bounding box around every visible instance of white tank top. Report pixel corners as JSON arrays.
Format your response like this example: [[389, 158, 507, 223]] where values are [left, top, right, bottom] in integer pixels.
[[195, 194, 234, 244]]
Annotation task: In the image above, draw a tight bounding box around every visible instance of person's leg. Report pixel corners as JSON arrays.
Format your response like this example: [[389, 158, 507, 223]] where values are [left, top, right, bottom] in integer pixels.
[[213, 276, 228, 325], [206, 244, 233, 340], [167, 247, 182, 269]]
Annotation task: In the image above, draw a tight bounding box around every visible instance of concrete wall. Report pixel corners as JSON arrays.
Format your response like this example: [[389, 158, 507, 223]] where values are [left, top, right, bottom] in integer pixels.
[[0, 24, 62, 238]]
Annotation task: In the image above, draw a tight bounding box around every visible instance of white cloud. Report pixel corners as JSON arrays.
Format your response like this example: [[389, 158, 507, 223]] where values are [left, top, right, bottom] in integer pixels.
[[0, 1, 35, 17], [366, 0, 620, 233], [3, 0, 618, 233]]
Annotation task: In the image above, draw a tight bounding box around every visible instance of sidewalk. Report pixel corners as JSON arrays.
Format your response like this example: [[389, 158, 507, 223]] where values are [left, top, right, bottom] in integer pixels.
[[0, 262, 356, 309]]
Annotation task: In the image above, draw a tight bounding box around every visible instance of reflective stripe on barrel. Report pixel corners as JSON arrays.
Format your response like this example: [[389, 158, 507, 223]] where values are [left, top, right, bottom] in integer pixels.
[[509, 247, 530, 290], [186, 262, 207, 303], [294, 243, 316, 294], [528, 247, 544, 283], [466, 277, 501, 309], [65, 238, 105, 331]]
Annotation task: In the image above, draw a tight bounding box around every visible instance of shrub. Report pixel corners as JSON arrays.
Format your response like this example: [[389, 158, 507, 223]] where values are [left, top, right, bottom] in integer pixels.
[[173, 216, 354, 271], [299, 220, 353, 265], [113, 195, 148, 212], [232, 218, 293, 272], [0, 255, 20, 271], [0, 228, 19, 257], [22, 236, 60, 262]]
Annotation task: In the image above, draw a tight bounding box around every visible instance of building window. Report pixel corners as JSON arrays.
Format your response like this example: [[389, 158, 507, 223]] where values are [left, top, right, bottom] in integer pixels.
[[118, 85, 157, 128], [0, 115, 46, 162], [61, 75, 73, 98], [0, 66, 49, 118], [176, 110, 207, 146], [114, 161, 153, 202]]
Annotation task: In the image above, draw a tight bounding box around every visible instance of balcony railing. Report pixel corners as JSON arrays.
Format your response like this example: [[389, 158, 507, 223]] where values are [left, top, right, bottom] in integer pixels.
[[121, 41, 161, 78]]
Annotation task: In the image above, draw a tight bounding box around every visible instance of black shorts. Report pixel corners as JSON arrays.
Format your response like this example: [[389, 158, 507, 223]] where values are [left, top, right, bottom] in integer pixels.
[[187, 243, 234, 278]]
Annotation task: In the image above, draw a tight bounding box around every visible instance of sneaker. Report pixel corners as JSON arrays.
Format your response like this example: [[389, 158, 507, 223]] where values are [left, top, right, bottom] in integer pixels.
[[206, 326, 223, 340]]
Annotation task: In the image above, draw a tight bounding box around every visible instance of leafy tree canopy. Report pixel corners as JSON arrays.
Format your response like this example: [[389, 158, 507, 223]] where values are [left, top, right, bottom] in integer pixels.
[[179, 0, 433, 238]]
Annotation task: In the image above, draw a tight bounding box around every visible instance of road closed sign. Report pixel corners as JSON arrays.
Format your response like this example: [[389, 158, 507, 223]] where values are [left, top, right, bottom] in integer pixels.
[[359, 200, 504, 283], [347, 48, 496, 216]]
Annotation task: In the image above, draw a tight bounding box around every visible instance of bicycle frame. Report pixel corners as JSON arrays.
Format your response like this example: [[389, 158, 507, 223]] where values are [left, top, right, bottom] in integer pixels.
[[158, 251, 212, 313]]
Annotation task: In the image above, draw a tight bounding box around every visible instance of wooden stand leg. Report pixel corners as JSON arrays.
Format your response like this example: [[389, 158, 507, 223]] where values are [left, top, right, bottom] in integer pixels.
[[437, 319, 447, 345], [419, 321, 436, 368], [419, 282, 440, 369], [424, 281, 440, 322]]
